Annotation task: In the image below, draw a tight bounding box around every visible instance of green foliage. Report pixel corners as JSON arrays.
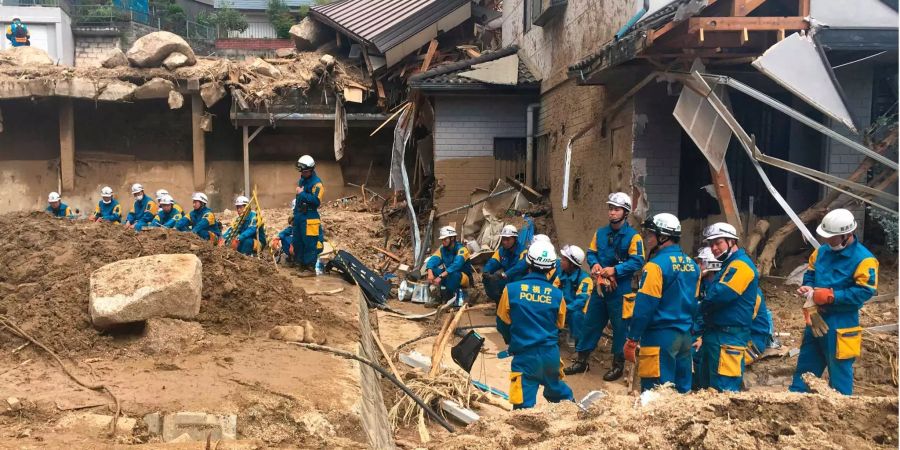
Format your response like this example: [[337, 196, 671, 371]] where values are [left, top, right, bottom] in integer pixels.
[[267, 0, 295, 39], [870, 209, 898, 252], [215, 2, 249, 33]]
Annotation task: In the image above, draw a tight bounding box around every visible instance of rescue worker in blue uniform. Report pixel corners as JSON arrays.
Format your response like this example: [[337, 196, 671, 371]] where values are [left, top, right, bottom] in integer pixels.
[[89, 186, 122, 223], [426, 226, 473, 302], [557, 245, 593, 350], [125, 183, 157, 231], [696, 222, 759, 392], [223, 195, 265, 256], [567, 192, 644, 381], [746, 291, 774, 365], [291, 155, 325, 270], [176, 192, 221, 242], [790, 209, 878, 395], [6, 18, 30, 47], [624, 213, 699, 393], [482, 225, 527, 302], [45, 192, 75, 219], [149, 194, 182, 228], [691, 246, 720, 389], [155, 189, 185, 217], [271, 199, 296, 262], [496, 240, 574, 409]]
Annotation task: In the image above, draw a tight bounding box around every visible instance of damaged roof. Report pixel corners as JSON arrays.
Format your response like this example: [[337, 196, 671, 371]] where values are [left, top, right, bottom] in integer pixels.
[[309, 0, 469, 53], [408, 46, 540, 91]]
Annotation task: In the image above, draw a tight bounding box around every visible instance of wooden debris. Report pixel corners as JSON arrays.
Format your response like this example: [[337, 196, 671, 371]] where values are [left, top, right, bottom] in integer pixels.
[[429, 304, 469, 377], [372, 246, 402, 262], [420, 39, 439, 72], [0, 359, 31, 377], [305, 288, 344, 296], [744, 219, 770, 257], [371, 330, 402, 379]]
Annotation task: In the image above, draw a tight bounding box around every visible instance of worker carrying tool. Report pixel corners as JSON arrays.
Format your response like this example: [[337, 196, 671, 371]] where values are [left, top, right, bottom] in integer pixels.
[[223, 195, 265, 256], [624, 213, 698, 393], [557, 245, 592, 350], [45, 192, 75, 219], [149, 194, 182, 228], [482, 224, 527, 302], [695, 222, 759, 392], [566, 192, 645, 381], [89, 186, 122, 223], [155, 189, 184, 216], [426, 225, 473, 304], [496, 239, 574, 409], [176, 192, 221, 242], [291, 155, 325, 271], [124, 183, 158, 231], [789, 209, 878, 395], [5, 18, 30, 47]]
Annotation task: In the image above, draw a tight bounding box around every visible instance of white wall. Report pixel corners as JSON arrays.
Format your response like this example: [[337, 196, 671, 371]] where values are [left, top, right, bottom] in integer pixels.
[[0, 5, 74, 65], [226, 12, 277, 39]]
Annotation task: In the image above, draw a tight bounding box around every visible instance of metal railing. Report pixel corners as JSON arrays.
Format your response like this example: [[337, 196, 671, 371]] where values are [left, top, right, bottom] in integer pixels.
[[1, 0, 74, 15], [70, 3, 216, 41]]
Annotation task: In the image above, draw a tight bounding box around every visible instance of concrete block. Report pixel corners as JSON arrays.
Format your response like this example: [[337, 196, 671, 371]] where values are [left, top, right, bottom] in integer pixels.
[[161, 411, 237, 442], [6, 397, 21, 411], [143, 412, 162, 435]]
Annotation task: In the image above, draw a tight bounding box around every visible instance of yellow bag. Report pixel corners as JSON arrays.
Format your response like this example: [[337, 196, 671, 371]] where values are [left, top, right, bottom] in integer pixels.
[[717, 344, 745, 377], [638, 346, 661, 378], [835, 326, 863, 360], [509, 371, 523, 405], [622, 293, 636, 319], [305, 218, 321, 236]]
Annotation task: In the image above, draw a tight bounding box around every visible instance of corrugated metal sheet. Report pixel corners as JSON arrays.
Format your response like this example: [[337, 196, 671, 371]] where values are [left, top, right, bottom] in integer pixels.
[[215, 0, 310, 11], [310, 0, 469, 53]]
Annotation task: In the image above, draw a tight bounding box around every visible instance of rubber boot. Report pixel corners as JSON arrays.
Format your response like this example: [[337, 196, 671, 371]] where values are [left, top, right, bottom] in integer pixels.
[[564, 352, 590, 375], [603, 355, 625, 382]]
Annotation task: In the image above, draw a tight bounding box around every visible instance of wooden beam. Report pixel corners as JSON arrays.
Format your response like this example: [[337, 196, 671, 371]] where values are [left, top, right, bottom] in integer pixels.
[[420, 39, 439, 72], [647, 20, 682, 45], [799, 0, 810, 17], [58, 98, 74, 192], [688, 17, 807, 33], [709, 161, 742, 232], [191, 94, 206, 190], [732, 0, 767, 16]]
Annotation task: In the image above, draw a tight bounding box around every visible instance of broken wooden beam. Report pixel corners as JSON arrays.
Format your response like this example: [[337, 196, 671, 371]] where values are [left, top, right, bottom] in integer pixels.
[[372, 246, 402, 262], [420, 39, 439, 72], [687, 16, 807, 33]]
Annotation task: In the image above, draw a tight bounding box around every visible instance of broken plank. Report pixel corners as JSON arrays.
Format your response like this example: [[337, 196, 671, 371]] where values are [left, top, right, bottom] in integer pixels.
[[864, 323, 898, 334], [687, 16, 807, 33], [429, 305, 468, 377], [504, 176, 543, 203], [306, 288, 345, 296], [371, 246, 402, 262], [371, 330, 402, 379], [420, 39, 439, 72], [708, 161, 742, 232]]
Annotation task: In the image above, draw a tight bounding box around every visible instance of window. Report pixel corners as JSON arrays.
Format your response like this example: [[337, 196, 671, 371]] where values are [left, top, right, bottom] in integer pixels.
[[523, 0, 532, 33], [494, 137, 527, 182]]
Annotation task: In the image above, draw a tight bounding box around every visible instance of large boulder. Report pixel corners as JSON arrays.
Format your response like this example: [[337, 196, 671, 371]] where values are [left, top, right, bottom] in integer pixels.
[[89, 254, 202, 329], [133, 77, 175, 99], [162, 51, 189, 70], [199, 82, 225, 108], [248, 58, 282, 79], [100, 48, 128, 68], [97, 81, 137, 102], [126, 31, 197, 68], [289, 17, 331, 51], [0, 46, 54, 66]]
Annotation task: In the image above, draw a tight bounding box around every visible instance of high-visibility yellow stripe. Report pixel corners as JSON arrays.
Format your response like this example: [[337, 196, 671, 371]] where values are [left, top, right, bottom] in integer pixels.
[[638, 262, 663, 299], [854, 257, 879, 289], [497, 289, 512, 325], [720, 259, 755, 295]]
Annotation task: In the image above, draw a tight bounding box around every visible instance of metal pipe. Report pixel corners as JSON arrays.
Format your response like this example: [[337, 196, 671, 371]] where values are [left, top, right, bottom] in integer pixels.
[[242, 126, 250, 196], [525, 103, 540, 188], [615, 0, 650, 40]]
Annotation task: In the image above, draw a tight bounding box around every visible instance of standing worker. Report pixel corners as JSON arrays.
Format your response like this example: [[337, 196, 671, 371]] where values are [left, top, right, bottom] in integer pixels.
[[176, 192, 220, 242], [624, 213, 699, 393], [790, 209, 878, 395], [557, 245, 593, 349], [746, 291, 774, 365], [496, 240, 574, 409], [223, 195, 263, 256], [124, 183, 157, 231], [696, 222, 758, 392], [45, 192, 75, 219], [291, 155, 324, 271], [426, 226, 473, 303], [482, 225, 527, 302], [89, 186, 122, 223], [5, 18, 30, 47], [567, 192, 644, 380], [149, 194, 182, 228]]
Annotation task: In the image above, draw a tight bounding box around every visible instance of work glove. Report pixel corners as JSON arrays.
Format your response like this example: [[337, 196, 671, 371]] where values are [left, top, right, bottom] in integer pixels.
[[623, 339, 639, 363], [231, 239, 239, 250], [271, 238, 282, 251], [599, 266, 616, 279], [812, 287, 835, 306], [603, 276, 618, 293], [289, 244, 294, 256], [802, 293, 829, 337]]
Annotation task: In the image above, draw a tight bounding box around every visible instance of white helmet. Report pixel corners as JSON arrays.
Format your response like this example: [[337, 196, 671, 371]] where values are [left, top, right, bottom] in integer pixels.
[[131, 183, 144, 195], [817, 208, 857, 238], [296, 155, 316, 171], [499, 225, 518, 238], [101, 186, 113, 197], [48, 192, 60, 202], [643, 213, 681, 237], [192, 192, 209, 204], [155, 189, 169, 201], [560, 244, 586, 266], [158, 194, 175, 206], [527, 240, 557, 270], [697, 247, 722, 272], [703, 222, 739, 241], [533, 234, 551, 243], [438, 225, 458, 240], [234, 195, 250, 207], [607, 192, 632, 212]]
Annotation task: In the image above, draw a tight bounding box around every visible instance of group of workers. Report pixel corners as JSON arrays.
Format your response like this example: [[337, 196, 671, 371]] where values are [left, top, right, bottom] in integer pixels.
[[44, 154, 327, 270], [426, 191, 878, 409]]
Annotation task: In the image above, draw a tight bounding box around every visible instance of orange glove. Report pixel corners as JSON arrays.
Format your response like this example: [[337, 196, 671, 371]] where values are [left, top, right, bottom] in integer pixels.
[[231, 239, 239, 250], [624, 339, 639, 363], [289, 244, 294, 256], [271, 237, 281, 251], [599, 266, 616, 279], [812, 287, 835, 306]]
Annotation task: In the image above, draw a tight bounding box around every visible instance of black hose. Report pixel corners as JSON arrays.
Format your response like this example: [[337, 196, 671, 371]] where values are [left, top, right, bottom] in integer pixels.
[[289, 342, 456, 433]]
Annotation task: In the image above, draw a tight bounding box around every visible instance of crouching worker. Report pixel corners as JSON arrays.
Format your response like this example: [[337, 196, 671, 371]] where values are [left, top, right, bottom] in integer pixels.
[[482, 225, 527, 302], [496, 240, 574, 409], [271, 200, 295, 262], [46, 192, 75, 219], [426, 226, 473, 303], [223, 195, 264, 256], [149, 195, 182, 228], [89, 186, 121, 223], [125, 183, 157, 231], [176, 192, 221, 242], [557, 245, 592, 349]]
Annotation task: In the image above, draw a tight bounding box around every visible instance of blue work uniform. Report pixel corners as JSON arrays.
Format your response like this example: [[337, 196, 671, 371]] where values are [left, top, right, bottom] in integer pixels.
[[292, 172, 324, 266], [126, 196, 158, 231], [789, 238, 878, 395], [5, 23, 29, 47], [149, 206, 182, 229], [691, 277, 713, 390], [497, 272, 574, 409], [46, 202, 75, 219], [696, 249, 759, 392], [275, 225, 293, 259], [483, 242, 527, 301], [558, 267, 594, 345], [426, 242, 473, 299], [91, 199, 122, 223], [628, 245, 699, 393], [580, 222, 644, 358], [176, 207, 221, 242], [747, 291, 773, 364], [224, 210, 264, 256]]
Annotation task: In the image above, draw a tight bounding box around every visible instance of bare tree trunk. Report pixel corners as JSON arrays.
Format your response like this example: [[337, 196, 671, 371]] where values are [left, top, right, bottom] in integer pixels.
[[745, 219, 770, 257]]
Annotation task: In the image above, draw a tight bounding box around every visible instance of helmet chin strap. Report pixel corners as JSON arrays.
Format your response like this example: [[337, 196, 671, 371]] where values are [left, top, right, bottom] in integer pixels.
[[609, 211, 628, 225], [830, 234, 851, 251]]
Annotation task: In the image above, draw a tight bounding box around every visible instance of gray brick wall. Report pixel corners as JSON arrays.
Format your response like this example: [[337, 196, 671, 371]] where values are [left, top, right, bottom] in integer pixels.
[[434, 96, 533, 160], [74, 36, 120, 67], [632, 82, 682, 215]]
